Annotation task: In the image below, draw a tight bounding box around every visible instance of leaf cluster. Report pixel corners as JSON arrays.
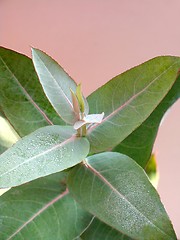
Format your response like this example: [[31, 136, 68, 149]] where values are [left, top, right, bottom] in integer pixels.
[[0, 47, 179, 239]]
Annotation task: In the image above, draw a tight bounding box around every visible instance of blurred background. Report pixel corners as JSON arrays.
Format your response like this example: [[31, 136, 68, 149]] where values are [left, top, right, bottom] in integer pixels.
[[1, 0, 180, 237]]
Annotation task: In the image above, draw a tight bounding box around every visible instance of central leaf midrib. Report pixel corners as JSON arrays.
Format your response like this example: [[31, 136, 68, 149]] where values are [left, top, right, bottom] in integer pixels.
[[6, 188, 69, 240], [84, 161, 173, 239], [0, 56, 53, 125]]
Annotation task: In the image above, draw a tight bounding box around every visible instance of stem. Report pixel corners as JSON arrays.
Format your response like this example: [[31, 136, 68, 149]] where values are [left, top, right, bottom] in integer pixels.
[[77, 128, 81, 137], [81, 124, 87, 137], [76, 124, 87, 137]]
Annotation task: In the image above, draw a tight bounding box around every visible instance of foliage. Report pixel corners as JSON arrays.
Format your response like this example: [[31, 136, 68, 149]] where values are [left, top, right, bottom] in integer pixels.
[[0, 46, 179, 239]]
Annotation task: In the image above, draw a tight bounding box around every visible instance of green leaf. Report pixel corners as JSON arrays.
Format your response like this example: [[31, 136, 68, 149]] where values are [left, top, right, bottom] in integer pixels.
[[0, 47, 64, 137], [81, 217, 133, 240], [113, 75, 180, 167], [0, 125, 89, 187], [68, 152, 176, 240], [0, 172, 93, 240], [32, 48, 79, 125], [87, 56, 180, 153]]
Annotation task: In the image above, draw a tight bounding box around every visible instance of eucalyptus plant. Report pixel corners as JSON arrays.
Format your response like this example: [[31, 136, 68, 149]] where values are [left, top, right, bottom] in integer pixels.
[[0, 47, 179, 239]]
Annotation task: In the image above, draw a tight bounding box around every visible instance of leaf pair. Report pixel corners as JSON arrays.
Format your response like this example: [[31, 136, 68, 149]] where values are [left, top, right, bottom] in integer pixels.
[[0, 48, 65, 138], [0, 152, 176, 239], [0, 48, 180, 188]]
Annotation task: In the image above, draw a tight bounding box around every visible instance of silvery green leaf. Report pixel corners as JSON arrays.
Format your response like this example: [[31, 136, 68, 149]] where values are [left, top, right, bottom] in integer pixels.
[[32, 48, 78, 124], [0, 126, 90, 187]]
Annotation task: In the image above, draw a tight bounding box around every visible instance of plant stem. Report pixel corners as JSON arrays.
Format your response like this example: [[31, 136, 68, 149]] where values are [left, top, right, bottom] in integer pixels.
[[77, 124, 87, 137], [81, 125, 87, 137]]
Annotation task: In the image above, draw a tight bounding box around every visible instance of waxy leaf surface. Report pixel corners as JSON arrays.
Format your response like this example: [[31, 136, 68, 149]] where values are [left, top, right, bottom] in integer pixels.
[[0, 47, 64, 137], [0, 172, 93, 240], [113, 75, 180, 167], [81, 217, 132, 240], [32, 48, 86, 125], [68, 152, 176, 240], [87, 56, 180, 153], [0, 126, 89, 187]]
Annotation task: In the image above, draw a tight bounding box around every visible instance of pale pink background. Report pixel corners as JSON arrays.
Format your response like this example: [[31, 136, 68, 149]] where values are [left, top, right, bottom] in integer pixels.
[[1, 0, 180, 237]]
